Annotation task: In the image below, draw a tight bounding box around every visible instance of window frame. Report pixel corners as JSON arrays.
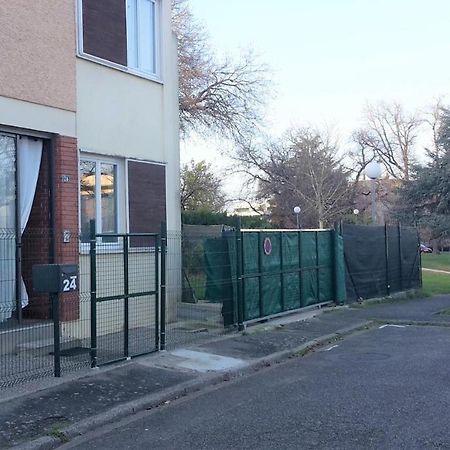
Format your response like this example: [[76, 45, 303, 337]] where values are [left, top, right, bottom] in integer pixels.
[[79, 154, 124, 249], [76, 0, 162, 83]]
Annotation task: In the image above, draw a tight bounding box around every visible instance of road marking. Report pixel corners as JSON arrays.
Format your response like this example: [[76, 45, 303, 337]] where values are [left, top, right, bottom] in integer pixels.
[[325, 345, 339, 351], [379, 324, 406, 329]]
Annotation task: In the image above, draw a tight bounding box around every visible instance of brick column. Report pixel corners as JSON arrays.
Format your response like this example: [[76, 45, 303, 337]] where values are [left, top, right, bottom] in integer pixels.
[[53, 136, 80, 321]]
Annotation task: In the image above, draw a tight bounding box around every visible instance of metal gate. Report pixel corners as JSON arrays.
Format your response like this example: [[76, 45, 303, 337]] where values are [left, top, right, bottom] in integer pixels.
[[236, 228, 346, 324], [89, 222, 165, 367]]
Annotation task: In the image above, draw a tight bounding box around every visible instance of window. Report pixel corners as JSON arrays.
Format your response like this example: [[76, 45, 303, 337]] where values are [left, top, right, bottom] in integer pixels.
[[80, 159, 119, 242], [78, 0, 160, 78], [127, 0, 158, 75]]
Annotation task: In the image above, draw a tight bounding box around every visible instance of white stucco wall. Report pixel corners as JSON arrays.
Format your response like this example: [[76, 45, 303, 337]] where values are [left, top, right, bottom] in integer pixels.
[[76, 0, 180, 232], [76, 60, 165, 161], [0, 96, 77, 137]]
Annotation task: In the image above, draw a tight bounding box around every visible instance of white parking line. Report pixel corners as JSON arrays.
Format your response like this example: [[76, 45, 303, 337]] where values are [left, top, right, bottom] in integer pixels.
[[378, 324, 406, 329]]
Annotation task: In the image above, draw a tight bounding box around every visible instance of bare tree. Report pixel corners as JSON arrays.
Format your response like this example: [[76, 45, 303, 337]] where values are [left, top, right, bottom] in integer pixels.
[[234, 128, 352, 228], [172, 0, 269, 141], [354, 102, 422, 180], [423, 99, 450, 158]]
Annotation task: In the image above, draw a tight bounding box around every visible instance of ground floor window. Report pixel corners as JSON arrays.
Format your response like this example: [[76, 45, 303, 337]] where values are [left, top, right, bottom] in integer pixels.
[[80, 157, 120, 242]]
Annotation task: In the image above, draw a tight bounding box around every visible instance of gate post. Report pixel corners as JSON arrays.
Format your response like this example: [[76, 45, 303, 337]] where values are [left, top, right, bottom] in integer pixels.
[[89, 219, 97, 368], [397, 222, 403, 291], [160, 222, 167, 350], [236, 218, 244, 330], [123, 234, 129, 359], [384, 224, 390, 296], [332, 223, 343, 305]]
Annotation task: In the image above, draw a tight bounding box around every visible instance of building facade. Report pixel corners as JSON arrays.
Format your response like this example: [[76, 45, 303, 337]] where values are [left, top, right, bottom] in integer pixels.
[[0, 0, 180, 326]]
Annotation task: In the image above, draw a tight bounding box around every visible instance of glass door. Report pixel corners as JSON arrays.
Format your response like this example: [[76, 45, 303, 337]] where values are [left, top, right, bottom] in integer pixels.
[[0, 134, 17, 322]]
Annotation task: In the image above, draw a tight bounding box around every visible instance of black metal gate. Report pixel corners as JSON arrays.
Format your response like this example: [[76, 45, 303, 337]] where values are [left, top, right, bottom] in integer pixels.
[[89, 221, 166, 367]]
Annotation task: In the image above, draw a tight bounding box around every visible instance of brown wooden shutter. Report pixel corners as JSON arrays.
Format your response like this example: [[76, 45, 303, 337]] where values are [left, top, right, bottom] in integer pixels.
[[128, 161, 166, 235], [82, 0, 127, 66]]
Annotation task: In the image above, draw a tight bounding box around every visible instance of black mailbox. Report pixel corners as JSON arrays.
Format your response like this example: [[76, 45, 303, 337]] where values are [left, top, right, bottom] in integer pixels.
[[32, 264, 79, 294]]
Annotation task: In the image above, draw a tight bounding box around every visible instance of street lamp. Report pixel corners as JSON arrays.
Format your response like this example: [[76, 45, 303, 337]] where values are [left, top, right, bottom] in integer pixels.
[[364, 161, 382, 224], [293, 206, 301, 229]]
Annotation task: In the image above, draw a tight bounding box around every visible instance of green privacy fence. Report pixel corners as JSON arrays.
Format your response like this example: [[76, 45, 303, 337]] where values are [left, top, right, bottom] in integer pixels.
[[201, 227, 346, 326], [183, 223, 421, 328], [238, 229, 346, 322], [341, 223, 421, 301]]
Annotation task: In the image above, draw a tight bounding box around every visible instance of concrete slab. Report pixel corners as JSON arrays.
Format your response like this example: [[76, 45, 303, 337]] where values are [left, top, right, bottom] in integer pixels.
[[169, 349, 246, 373]]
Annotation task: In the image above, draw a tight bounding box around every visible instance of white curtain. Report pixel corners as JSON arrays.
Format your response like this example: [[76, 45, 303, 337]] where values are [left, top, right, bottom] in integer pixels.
[[17, 137, 43, 309]]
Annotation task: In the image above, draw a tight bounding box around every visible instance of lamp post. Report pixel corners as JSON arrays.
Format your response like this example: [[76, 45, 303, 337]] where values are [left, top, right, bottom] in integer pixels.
[[293, 206, 301, 229], [364, 161, 382, 224]]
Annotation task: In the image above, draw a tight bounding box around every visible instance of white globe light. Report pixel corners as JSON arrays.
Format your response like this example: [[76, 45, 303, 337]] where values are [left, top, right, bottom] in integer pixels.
[[353, 209, 359, 215], [293, 206, 301, 214], [365, 161, 382, 179]]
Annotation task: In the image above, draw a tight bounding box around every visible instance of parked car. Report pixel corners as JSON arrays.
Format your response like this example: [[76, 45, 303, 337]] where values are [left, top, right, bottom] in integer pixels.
[[420, 244, 433, 253]]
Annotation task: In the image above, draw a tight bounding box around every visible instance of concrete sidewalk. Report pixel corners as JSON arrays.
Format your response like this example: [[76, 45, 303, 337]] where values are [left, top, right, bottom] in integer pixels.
[[2, 293, 450, 450]]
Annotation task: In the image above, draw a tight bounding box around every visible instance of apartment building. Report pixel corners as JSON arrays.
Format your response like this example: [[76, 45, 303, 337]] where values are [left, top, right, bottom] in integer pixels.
[[0, 0, 180, 326]]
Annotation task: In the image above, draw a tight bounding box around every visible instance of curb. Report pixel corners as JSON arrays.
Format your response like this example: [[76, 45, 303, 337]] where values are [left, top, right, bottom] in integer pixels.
[[11, 319, 372, 450]]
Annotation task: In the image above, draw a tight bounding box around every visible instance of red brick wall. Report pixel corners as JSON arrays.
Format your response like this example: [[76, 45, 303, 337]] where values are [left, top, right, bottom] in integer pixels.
[[23, 135, 80, 321]]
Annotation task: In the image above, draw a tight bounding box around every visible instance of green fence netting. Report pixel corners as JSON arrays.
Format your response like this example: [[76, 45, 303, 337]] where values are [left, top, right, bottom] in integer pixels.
[[205, 229, 346, 323], [342, 223, 421, 302], [193, 223, 418, 326]]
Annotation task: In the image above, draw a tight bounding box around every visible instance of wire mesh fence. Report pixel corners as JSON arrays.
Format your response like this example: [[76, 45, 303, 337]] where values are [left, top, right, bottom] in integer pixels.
[[164, 226, 235, 350], [0, 222, 423, 388], [0, 228, 91, 389]]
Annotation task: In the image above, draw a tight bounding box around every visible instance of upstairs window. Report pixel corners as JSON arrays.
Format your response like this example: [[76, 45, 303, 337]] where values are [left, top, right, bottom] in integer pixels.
[[127, 0, 158, 75], [78, 0, 160, 78]]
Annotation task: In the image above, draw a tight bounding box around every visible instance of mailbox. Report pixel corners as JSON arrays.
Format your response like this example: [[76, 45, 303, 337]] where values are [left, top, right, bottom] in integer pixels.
[[32, 264, 79, 294]]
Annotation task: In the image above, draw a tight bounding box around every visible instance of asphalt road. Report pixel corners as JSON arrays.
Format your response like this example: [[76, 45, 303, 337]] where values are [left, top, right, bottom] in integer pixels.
[[61, 324, 450, 450]]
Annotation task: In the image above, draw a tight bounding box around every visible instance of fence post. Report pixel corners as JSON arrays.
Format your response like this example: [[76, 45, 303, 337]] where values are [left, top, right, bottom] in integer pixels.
[[417, 228, 423, 288], [279, 232, 284, 312], [397, 222, 403, 291], [89, 219, 97, 368], [257, 230, 263, 318], [315, 230, 320, 303], [123, 234, 129, 359], [384, 224, 390, 296], [236, 218, 244, 330], [298, 230, 303, 308], [51, 292, 61, 377], [332, 223, 340, 305], [160, 222, 167, 350], [155, 234, 160, 350]]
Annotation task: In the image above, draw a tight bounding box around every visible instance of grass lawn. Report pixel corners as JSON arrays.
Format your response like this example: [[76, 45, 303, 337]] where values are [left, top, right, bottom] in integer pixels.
[[421, 270, 450, 297], [421, 253, 450, 272]]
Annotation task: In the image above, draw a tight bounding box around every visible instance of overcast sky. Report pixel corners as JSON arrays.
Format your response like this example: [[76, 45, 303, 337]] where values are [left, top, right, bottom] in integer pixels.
[[183, 0, 450, 199]]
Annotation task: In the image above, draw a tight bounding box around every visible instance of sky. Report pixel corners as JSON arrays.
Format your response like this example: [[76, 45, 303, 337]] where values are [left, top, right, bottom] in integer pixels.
[[182, 0, 450, 201]]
